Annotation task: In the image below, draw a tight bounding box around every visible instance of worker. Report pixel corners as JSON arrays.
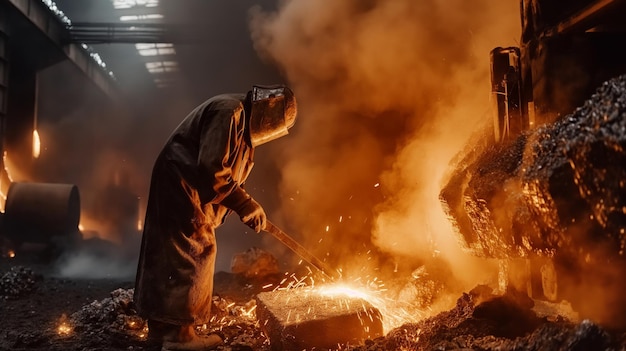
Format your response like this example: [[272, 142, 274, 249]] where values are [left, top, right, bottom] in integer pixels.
[[134, 85, 297, 350]]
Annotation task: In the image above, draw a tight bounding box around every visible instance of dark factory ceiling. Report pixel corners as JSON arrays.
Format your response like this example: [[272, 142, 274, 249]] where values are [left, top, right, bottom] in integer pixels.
[[51, 0, 282, 106]]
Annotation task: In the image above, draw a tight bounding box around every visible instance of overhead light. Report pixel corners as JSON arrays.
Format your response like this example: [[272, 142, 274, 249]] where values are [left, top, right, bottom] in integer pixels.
[[146, 61, 178, 73], [41, 0, 72, 25], [136, 43, 176, 56], [120, 14, 164, 21], [112, 0, 159, 9]]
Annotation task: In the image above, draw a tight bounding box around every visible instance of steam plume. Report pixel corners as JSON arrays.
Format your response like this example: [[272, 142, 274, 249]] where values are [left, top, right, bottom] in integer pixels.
[[250, 0, 520, 288]]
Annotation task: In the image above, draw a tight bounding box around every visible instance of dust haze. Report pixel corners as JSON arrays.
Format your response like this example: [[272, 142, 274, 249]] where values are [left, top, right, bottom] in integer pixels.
[[250, 0, 520, 297]]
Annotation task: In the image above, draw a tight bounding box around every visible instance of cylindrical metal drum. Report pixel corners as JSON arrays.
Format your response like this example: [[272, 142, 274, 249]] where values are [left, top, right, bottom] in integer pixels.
[[3, 182, 80, 243]]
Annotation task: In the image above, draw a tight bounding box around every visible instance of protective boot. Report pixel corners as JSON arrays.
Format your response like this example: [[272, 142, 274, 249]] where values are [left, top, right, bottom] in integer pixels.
[[148, 320, 223, 351]]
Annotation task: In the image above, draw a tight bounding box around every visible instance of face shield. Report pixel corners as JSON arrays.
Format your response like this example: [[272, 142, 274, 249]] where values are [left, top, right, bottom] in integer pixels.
[[249, 85, 297, 147]]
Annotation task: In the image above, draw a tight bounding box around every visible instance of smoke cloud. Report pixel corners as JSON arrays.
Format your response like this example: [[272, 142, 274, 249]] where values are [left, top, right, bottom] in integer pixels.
[[250, 0, 520, 292]]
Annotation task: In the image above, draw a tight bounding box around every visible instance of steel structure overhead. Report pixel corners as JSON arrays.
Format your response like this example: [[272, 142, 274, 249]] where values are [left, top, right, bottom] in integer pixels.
[[68, 22, 179, 44], [4, 0, 121, 102], [542, 0, 626, 36]]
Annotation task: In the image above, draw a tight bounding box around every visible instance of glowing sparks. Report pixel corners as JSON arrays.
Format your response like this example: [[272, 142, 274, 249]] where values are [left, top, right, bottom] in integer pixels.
[[271, 271, 425, 334], [374, 183, 380, 188], [314, 281, 425, 333], [57, 314, 72, 336], [317, 284, 372, 300], [57, 323, 71, 336], [263, 262, 427, 335], [125, 317, 149, 340], [8, 250, 15, 258], [241, 304, 257, 318]]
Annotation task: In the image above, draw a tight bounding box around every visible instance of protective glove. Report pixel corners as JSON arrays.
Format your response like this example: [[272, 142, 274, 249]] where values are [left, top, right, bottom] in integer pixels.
[[221, 187, 267, 233], [238, 198, 267, 233]]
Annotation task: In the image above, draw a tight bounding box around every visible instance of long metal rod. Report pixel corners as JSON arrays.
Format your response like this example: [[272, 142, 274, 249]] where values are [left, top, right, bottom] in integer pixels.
[[264, 220, 337, 280]]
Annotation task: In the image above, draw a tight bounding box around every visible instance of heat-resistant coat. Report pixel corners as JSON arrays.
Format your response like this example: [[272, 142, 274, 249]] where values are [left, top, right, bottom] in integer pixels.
[[134, 94, 254, 324]]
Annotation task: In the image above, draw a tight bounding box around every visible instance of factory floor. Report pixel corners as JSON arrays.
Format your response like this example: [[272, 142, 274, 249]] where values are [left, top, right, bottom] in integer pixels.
[[2, 252, 626, 351]]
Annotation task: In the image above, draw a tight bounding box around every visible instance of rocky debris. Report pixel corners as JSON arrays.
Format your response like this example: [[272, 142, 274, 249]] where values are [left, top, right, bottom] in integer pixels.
[[343, 285, 622, 351], [202, 296, 270, 351], [3, 260, 626, 351], [1, 329, 48, 349], [523, 74, 626, 258], [231, 247, 280, 280], [66, 286, 270, 351], [0, 266, 41, 299], [440, 73, 626, 260], [378, 285, 541, 350], [68, 288, 147, 349], [2, 258, 624, 351]]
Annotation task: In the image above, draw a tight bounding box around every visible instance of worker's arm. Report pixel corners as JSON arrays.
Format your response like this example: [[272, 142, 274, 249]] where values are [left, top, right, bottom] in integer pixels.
[[196, 105, 266, 232]]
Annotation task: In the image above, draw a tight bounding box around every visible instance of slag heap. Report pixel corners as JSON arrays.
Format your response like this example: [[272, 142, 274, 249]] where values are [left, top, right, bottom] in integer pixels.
[[0, 266, 41, 299], [440, 74, 626, 260], [440, 73, 626, 326]]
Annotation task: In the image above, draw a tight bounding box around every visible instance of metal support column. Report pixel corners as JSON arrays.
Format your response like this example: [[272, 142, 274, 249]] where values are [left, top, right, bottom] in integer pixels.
[[0, 7, 11, 204]]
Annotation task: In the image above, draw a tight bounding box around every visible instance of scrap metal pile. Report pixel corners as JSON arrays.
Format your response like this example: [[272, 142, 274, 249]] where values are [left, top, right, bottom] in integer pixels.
[[440, 73, 626, 326], [0, 266, 41, 299], [441, 73, 626, 259], [367, 286, 620, 351], [67, 287, 267, 350], [68, 288, 148, 349]]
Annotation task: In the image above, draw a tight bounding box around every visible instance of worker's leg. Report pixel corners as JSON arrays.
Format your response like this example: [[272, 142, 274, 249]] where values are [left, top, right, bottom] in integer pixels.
[[145, 220, 222, 350]]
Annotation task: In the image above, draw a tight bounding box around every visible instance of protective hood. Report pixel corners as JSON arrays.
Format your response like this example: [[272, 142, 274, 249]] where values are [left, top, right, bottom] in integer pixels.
[[248, 85, 297, 147]]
